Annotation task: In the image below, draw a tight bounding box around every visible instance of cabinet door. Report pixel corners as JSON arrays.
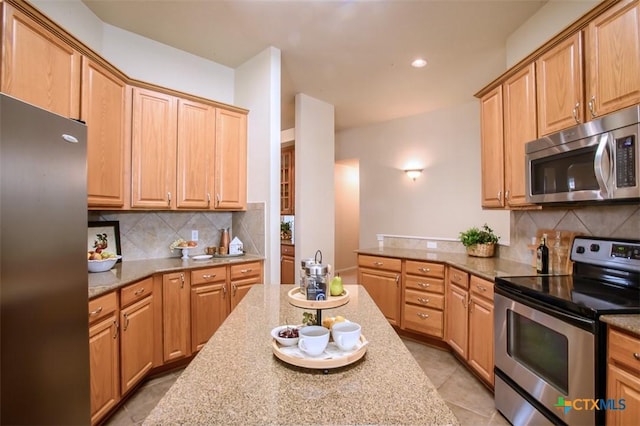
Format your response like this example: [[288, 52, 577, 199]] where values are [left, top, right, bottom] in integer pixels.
[[131, 87, 177, 208], [280, 146, 295, 215], [83, 58, 130, 208], [536, 32, 584, 136], [281, 255, 295, 284], [606, 364, 640, 426], [1, 3, 81, 118], [479, 86, 505, 208], [468, 294, 494, 386], [214, 108, 247, 210], [586, 0, 640, 118], [503, 63, 536, 208], [358, 268, 400, 325], [89, 314, 119, 425], [120, 295, 154, 395], [445, 283, 468, 358], [162, 272, 191, 362], [176, 99, 216, 209], [191, 283, 227, 353], [230, 277, 262, 311]]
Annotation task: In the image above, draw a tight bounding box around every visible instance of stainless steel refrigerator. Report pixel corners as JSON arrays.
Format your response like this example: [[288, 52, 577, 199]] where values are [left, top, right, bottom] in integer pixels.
[[1, 94, 90, 424]]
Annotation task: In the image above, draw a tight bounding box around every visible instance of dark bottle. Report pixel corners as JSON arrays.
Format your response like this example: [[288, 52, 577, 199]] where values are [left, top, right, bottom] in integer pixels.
[[536, 233, 549, 274]]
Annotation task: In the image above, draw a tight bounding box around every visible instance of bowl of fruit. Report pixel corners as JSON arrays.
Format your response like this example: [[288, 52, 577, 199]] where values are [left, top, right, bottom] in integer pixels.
[[88, 251, 121, 273], [271, 325, 300, 346]]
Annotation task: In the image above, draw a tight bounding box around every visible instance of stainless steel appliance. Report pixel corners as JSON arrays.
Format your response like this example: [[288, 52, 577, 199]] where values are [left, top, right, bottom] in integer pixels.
[[494, 236, 640, 426], [0, 94, 90, 424], [525, 104, 640, 204]]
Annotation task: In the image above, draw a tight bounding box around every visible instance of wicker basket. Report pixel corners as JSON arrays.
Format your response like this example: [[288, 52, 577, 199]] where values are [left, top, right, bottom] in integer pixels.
[[466, 243, 495, 258]]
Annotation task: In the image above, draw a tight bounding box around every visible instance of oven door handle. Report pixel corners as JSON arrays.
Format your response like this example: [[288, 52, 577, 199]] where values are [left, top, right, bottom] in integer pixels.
[[594, 133, 613, 199]]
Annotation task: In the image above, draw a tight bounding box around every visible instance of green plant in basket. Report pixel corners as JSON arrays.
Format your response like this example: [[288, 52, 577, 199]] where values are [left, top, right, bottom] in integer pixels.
[[459, 223, 499, 247]]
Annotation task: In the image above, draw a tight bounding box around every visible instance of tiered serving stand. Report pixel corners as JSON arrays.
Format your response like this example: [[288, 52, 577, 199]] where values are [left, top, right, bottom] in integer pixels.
[[271, 287, 368, 373]]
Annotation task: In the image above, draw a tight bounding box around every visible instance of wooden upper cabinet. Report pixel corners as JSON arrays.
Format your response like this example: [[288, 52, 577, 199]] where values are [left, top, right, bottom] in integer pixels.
[[131, 87, 178, 208], [503, 63, 536, 208], [176, 99, 216, 209], [536, 32, 584, 136], [280, 146, 295, 215], [214, 108, 247, 210], [479, 86, 504, 208], [1, 2, 81, 118], [586, 0, 640, 119], [83, 58, 131, 208]]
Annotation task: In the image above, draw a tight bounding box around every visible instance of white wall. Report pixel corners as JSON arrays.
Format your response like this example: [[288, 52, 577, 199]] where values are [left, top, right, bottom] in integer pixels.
[[235, 47, 282, 284], [295, 94, 336, 270], [335, 101, 510, 250], [334, 160, 359, 272], [506, 0, 599, 67]]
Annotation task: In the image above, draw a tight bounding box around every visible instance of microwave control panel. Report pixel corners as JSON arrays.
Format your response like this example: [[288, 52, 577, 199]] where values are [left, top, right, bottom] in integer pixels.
[[616, 135, 636, 188]]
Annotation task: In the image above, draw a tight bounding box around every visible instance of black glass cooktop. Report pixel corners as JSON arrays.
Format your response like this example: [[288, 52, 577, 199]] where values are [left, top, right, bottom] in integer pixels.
[[495, 275, 640, 319]]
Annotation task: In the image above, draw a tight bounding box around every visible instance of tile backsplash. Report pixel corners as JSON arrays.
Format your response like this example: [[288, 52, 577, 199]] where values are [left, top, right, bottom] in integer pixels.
[[89, 202, 265, 261], [381, 204, 639, 265]]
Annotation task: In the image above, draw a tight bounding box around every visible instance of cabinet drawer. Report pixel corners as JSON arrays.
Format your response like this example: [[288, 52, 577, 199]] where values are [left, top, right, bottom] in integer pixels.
[[608, 327, 640, 374], [191, 266, 227, 286], [281, 244, 294, 256], [403, 304, 443, 338], [448, 267, 469, 289], [88, 291, 117, 324], [358, 255, 402, 272], [230, 261, 262, 280], [404, 275, 445, 294], [405, 260, 444, 278], [121, 277, 153, 307], [405, 289, 444, 310], [470, 275, 494, 301]]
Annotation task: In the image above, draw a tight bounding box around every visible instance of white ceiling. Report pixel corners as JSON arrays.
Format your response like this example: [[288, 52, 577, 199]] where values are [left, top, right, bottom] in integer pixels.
[[81, 0, 547, 131]]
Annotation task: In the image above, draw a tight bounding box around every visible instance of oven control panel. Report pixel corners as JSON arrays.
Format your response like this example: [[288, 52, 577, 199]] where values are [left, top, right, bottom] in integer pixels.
[[571, 237, 640, 272]]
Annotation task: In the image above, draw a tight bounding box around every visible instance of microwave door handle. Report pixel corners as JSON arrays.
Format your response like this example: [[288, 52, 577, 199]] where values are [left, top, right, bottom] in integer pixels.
[[594, 134, 612, 198]]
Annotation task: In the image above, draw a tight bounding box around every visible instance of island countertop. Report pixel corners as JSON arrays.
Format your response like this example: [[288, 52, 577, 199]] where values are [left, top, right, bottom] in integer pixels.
[[144, 284, 460, 425]]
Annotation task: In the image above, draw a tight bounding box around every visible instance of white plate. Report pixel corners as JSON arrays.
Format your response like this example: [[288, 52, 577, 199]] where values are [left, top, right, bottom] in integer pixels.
[[192, 254, 213, 260]]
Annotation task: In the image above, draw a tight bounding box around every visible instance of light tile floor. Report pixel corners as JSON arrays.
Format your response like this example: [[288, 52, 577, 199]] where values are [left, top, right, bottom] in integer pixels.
[[106, 271, 509, 425]]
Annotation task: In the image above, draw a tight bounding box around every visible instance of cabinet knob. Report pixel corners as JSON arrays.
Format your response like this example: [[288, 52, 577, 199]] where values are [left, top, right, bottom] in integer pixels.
[[418, 267, 430, 273], [417, 297, 430, 305], [634, 352, 640, 361], [417, 313, 429, 319], [373, 261, 383, 267], [418, 282, 430, 288]]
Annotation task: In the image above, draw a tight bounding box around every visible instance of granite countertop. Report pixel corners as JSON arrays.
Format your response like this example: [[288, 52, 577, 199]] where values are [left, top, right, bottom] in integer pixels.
[[143, 284, 460, 425], [356, 247, 537, 281], [88, 254, 264, 299], [600, 315, 640, 336]]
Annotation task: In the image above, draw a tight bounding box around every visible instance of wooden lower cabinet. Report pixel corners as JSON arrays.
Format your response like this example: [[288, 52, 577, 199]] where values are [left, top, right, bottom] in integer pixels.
[[88, 292, 119, 426], [445, 268, 495, 387], [191, 266, 228, 353], [281, 243, 295, 284], [402, 260, 446, 338], [607, 326, 640, 426], [119, 278, 154, 395], [358, 255, 402, 326], [162, 271, 191, 362], [230, 261, 263, 311]]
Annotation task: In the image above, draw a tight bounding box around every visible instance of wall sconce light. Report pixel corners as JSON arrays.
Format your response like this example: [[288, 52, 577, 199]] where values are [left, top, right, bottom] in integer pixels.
[[404, 169, 423, 181]]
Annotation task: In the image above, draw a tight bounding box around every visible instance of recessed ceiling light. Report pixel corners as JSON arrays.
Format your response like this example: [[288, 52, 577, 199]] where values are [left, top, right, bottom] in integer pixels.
[[411, 58, 427, 68]]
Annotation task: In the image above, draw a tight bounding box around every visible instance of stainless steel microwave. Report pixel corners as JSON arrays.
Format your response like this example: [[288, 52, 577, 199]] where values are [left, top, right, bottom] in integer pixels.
[[526, 104, 639, 204]]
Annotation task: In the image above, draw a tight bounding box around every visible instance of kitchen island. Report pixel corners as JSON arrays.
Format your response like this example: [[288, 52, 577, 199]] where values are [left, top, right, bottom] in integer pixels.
[[144, 284, 460, 425]]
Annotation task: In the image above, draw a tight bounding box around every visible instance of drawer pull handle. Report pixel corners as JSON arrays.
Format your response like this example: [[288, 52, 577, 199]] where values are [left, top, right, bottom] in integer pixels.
[[417, 297, 430, 304], [417, 282, 430, 288], [89, 306, 103, 316], [203, 274, 216, 279], [134, 288, 145, 296], [373, 261, 383, 267], [634, 352, 640, 361], [454, 274, 460, 280], [417, 313, 429, 319], [123, 313, 129, 331], [418, 267, 430, 273], [477, 285, 486, 292], [113, 320, 119, 339], [241, 268, 253, 274]]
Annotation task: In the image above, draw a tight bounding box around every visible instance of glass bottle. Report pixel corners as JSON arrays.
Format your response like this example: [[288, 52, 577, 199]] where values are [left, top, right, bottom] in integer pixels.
[[552, 231, 563, 274], [536, 233, 549, 274]]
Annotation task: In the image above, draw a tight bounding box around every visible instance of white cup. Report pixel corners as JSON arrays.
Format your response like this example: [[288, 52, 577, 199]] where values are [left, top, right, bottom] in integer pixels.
[[297, 325, 330, 356], [331, 322, 361, 351]]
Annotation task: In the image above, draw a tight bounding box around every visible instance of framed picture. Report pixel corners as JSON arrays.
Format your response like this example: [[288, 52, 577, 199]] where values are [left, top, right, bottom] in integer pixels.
[[88, 221, 122, 262]]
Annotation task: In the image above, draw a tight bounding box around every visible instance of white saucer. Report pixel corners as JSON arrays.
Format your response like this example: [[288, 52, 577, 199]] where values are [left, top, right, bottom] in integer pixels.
[[192, 254, 213, 260]]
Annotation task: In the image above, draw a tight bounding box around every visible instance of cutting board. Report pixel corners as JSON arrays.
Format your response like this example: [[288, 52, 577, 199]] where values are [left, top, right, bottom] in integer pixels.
[[528, 229, 581, 274]]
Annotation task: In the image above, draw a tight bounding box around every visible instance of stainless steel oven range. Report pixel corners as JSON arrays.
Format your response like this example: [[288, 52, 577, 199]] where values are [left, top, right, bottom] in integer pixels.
[[494, 236, 640, 425]]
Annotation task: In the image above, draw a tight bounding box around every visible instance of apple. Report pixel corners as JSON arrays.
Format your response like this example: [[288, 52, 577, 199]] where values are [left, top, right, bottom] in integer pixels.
[[330, 276, 344, 296]]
